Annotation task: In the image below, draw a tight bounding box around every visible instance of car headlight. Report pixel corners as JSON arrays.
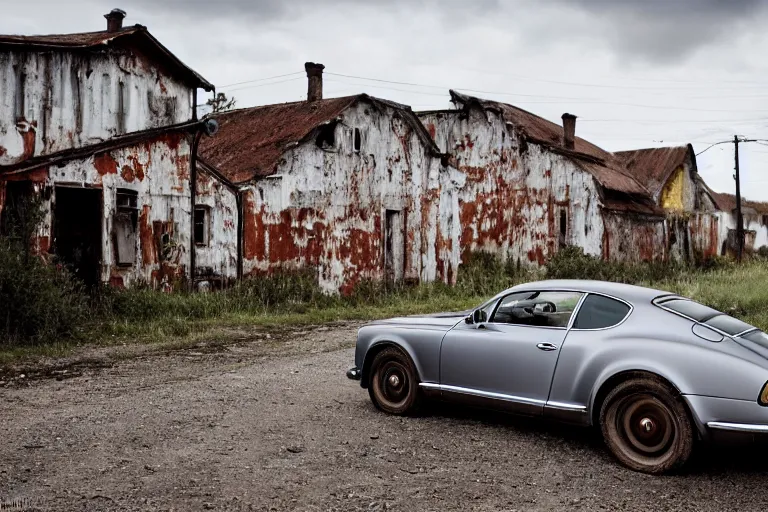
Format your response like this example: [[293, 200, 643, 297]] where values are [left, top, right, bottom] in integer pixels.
[[760, 382, 768, 407]]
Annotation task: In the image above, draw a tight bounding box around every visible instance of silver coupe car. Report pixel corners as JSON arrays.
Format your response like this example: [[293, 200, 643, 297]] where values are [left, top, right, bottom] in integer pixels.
[[346, 280, 768, 474]]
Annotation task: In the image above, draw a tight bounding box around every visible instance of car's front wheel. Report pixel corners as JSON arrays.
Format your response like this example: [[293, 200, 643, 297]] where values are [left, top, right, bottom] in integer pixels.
[[600, 377, 694, 474], [368, 347, 421, 415]]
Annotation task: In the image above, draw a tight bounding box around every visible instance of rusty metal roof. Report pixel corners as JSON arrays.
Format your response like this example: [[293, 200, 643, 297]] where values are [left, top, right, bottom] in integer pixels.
[[614, 146, 691, 198], [0, 26, 213, 91], [709, 190, 768, 215], [200, 94, 441, 184], [447, 91, 652, 198]]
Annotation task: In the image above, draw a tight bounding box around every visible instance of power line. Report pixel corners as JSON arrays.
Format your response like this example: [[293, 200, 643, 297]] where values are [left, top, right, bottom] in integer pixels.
[[325, 74, 768, 114], [696, 141, 734, 156], [449, 64, 768, 88], [222, 76, 304, 93], [218, 72, 304, 89], [326, 71, 768, 93]]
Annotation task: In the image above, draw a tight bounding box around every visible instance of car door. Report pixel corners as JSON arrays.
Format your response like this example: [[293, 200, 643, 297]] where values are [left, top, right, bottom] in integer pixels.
[[439, 290, 584, 415]]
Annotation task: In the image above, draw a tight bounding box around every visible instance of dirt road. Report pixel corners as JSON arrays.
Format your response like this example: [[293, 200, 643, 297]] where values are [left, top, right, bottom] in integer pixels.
[[1, 323, 767, 511]]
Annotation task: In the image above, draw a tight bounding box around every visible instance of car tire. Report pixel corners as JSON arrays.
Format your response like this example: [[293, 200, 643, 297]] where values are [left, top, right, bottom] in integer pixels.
[[600, 377, 694, 474], [368, 347, 421, 415]]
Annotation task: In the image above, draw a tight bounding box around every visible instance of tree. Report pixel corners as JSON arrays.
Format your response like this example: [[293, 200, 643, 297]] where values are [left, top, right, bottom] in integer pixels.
[[206, 93, 236, 113]]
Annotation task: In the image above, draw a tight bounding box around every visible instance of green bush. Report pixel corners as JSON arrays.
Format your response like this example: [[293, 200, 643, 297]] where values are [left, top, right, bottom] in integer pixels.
[[544, 245, 729, 284], [0, 239, 89, 345]]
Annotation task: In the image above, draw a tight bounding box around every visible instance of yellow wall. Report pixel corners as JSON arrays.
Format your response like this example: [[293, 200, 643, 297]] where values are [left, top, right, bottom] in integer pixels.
[[661, 166, 685, 211]]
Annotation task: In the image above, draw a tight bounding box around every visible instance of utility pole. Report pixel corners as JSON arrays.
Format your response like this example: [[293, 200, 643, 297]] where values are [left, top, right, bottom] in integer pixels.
[[734, 135, 744, 263]]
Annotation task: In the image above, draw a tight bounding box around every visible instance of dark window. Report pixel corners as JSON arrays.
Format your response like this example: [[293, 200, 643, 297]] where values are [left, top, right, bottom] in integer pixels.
[[315, 123, 336, 150], [743, 330, 768, 349], [491, 291, 583, 328], [558, 209, 567, 247], [573, 294, 630, 329], [194, 206, 209, 246], [353, 128, 362, 152]]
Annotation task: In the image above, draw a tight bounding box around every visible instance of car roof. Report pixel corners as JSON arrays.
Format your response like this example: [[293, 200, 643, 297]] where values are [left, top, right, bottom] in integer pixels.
[[506, 279, 673, 304]]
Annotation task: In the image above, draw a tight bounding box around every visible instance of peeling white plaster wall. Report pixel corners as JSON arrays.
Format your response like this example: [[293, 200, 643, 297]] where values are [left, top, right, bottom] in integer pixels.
[[0, 50, 193, 166]]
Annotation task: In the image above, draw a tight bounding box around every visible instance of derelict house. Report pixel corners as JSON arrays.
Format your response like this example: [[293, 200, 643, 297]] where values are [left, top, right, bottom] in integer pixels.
[[0, 10, 235, 289], [614, 146, 721, 262], [418, 91, 669, 267], [199, 64, 453, 294], [706, 190, 768, 256]]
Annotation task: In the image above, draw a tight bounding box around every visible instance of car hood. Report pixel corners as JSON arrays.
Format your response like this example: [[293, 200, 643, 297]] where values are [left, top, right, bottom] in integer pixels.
[[368, 311, 469, 330]]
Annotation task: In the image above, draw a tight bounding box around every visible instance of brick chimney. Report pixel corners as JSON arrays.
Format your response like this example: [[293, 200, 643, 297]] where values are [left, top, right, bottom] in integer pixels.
[[561, 113, 576, 150], [105, 9, 126, 33], [305, 62, 325, 102]]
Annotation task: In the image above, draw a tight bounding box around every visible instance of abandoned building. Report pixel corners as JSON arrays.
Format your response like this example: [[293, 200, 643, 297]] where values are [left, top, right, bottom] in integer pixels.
[[0, 9, 235, 289], [419, 90, 671, 267], [199, 63, 453, 294], [614, 146, 721, 261], [707, 190, 768, 255]]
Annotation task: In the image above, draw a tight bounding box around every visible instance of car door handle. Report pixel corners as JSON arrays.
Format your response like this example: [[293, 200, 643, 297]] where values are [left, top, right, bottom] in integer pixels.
[[536, 343, 558, 351]]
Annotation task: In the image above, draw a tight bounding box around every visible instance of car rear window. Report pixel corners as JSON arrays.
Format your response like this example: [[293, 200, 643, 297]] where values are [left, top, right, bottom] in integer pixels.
[[704, 315, 753, 336], [743, 330, 768, 349], [658, 299, 719, 321], [658, 298, 755, 336], [573, 294, 630, 329]]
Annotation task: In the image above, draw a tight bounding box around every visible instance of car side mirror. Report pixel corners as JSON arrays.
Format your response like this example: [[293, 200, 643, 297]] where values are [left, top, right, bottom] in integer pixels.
[[465, 314, 474, 324], [472, 309, 487, 324]]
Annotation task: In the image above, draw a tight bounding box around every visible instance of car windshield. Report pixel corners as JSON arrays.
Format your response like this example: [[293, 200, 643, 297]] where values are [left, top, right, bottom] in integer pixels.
[[658, 297, 755, 336]]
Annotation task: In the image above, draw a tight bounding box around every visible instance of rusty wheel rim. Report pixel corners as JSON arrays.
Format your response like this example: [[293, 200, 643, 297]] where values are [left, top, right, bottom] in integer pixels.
[[618, 395, 674, 456], [376, 360, 410, 408]]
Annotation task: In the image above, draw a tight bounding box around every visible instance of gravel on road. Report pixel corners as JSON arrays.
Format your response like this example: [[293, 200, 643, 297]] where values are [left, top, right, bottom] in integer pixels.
[[1, 323, 767, 511]]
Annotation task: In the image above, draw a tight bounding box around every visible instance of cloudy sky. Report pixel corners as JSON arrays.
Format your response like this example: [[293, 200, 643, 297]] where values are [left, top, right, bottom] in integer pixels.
[[4, 0, 768, 200]]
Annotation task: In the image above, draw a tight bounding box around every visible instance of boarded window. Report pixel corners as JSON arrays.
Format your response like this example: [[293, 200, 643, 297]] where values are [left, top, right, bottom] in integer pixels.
[[14, 71, 25, 120], [117, 81, 127, 134], [194, 206, 210, 246], [114, 189, 138, 266]]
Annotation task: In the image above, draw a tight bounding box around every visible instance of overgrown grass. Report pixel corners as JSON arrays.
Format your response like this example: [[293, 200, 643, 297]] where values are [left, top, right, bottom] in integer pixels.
[[3, 240, 768, 362]]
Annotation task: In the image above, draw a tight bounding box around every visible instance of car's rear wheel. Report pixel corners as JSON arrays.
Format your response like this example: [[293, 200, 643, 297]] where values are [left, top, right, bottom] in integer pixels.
[[368, 347, 421, 415], [600, 377, 694, 474]]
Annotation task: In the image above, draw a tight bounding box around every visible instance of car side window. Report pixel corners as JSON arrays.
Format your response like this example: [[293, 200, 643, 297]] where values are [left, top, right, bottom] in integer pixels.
[[491, 291, 584, 328], [573, 294, 631, 329]]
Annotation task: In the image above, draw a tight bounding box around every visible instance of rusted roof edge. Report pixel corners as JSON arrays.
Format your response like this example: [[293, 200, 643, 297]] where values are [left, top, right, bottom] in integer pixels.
[[141, 30, 214, 92], [614, 145, 691, 198], [0, 120, 202, 177], [599, 201, 666, 218], [364, 95, 443, 156], [0, 26, 214, 92], [197, 158, 240, 193]]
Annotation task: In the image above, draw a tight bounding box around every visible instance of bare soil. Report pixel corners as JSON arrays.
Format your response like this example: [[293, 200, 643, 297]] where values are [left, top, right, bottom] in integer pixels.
[[1, 323, 768, 511]]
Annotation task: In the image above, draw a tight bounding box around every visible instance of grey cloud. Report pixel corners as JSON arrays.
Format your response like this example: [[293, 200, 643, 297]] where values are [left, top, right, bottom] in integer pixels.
[[553, 0, 767, 63], [126, 0, 501, 23]]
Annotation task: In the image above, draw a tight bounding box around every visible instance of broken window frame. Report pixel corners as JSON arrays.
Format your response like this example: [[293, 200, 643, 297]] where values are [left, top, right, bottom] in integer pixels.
[[315, 121, 337, 152], [114, 189, 138, 267], [194, 205, 210, 247]]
